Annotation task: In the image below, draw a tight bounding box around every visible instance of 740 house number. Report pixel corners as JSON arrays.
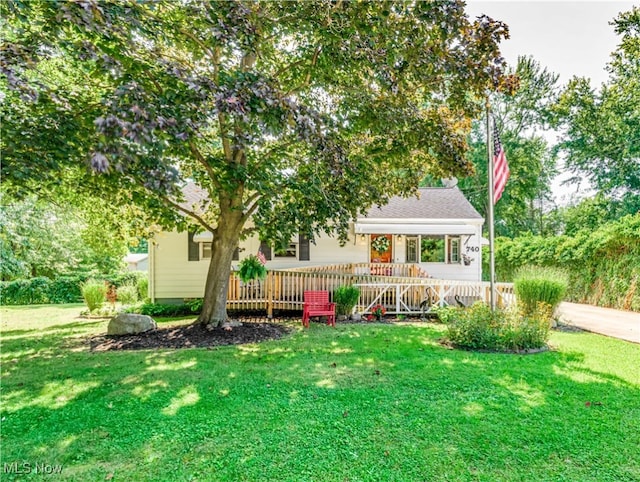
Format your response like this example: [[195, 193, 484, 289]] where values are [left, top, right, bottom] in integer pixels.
[[466, 246, 480, 253]]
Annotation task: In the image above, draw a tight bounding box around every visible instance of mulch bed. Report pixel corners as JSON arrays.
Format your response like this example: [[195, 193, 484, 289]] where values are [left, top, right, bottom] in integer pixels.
[[89, 321, 291, 351], [87, 313, 435, 352]]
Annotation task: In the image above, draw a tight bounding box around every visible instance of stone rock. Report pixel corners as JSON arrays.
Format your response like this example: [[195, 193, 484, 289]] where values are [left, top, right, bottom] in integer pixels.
[[107, 313, 157, 336]]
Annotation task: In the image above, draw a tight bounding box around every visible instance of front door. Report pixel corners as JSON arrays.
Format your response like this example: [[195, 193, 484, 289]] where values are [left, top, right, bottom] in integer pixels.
[[370, 234, 392, 263]]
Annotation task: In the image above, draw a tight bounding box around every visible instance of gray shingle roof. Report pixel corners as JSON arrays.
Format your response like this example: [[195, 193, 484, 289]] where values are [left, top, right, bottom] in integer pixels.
[[179, 183, 482, 221], [362, 187, 483, 220]]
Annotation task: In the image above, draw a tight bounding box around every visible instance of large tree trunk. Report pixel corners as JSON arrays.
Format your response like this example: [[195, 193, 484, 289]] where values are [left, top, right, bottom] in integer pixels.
[[197, 208, 243, 328]]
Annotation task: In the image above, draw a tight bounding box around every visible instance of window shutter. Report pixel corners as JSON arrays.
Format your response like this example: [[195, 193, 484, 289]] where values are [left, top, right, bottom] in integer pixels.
[[259, 241, 272, 260], [188, 230, 199, 261], [298, 235, 310, 261], [232, 246, 240, 261]]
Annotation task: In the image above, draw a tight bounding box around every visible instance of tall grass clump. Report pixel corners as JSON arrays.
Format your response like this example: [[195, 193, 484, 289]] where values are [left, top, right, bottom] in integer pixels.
[[514, 266, 568, 316], [81, 279, 106, 313], [117, 284, 139, 306], [333, 285, 361, 316], [137, 276, 149, 301]]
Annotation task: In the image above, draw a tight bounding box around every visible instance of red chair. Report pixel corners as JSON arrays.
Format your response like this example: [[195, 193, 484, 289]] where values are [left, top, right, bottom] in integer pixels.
[[302, 290, 336, 328]]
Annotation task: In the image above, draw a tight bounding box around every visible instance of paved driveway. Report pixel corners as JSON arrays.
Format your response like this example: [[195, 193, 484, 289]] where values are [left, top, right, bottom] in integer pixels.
[[557, 302, 640, 344]]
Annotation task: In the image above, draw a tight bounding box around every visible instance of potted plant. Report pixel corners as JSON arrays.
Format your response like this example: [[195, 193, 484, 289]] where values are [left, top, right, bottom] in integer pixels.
[[369, 304, 387, 321], [237, 255, 267, 283], [333, 285, 361, 321]]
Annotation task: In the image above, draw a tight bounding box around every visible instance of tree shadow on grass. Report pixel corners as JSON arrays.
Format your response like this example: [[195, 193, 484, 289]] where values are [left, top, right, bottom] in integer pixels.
[[1, 319, 107, 338], [1, 324, 639, 481]]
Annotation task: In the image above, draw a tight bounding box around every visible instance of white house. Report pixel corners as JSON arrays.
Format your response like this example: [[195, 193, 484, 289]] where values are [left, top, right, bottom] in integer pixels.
[[149, 187, 484, 304]]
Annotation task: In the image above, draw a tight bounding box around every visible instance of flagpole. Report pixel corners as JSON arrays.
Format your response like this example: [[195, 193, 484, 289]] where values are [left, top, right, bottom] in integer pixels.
[[486, 97, 496, 310]]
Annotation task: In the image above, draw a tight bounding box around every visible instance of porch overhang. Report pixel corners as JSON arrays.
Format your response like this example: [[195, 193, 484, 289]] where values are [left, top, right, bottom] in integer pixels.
[[354, 222, 478, 236]]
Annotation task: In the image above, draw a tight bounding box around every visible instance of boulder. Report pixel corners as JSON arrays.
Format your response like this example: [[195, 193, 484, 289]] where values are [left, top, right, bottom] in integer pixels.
[[107, 313, 157, 336]]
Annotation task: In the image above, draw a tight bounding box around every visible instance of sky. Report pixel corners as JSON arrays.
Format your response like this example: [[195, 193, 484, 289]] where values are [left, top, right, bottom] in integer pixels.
[[465, 1, 637, 203], [466, 1, 636, 87]]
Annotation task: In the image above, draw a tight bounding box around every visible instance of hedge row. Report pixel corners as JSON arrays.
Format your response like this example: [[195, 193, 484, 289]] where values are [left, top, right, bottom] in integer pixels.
[[0, 272, 147, 306], [494, 214, 640, 311]]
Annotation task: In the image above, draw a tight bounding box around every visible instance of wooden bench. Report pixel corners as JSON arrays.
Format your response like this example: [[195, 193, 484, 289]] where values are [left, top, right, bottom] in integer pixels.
[[302, 290, 336, 328]]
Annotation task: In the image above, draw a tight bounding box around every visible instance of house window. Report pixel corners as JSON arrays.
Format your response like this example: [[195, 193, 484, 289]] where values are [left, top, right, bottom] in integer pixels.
[[274, 243, 297, 258], [421, 236, 445, 263], [202, 242, 212, 259], [448, 237, 460, 263], [415, 235, 462, 264], [406, 236, 419, 263]]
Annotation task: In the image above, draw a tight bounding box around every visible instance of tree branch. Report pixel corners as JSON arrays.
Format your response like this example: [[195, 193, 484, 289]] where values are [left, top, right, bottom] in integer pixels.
[[242, 194, 262, 224], [188, 140, 222, 190], [163, 195, 217, 234], [218, 113, 233, 161], [284, 45, 322, 96], [133, 178, 217, 233]]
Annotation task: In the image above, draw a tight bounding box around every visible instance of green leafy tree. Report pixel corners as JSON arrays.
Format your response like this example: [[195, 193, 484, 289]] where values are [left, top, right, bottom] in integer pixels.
[[544, 192, 640, 236], [2, 1, 510, 326], [554, 7, 640, 198], [0, 196, 127, 280], [455, 56, 559, 237]]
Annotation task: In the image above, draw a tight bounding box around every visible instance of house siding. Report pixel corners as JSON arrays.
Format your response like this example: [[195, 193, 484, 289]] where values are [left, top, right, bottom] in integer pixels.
[[152, 226, 483, 301], [152, 231, 210, 300]]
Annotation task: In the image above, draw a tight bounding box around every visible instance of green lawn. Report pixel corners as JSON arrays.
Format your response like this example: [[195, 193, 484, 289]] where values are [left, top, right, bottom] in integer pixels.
[[1, 304, 639, 481]]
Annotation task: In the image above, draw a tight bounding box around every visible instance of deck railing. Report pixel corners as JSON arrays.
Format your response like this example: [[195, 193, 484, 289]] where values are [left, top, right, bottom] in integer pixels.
[[355, 280, 515, 315], [287, 263, 430, 278], [226, 267, 514, 316]]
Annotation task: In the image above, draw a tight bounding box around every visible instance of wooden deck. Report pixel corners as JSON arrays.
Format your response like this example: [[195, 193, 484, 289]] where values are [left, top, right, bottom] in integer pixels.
[[225, 264, 514, 316]]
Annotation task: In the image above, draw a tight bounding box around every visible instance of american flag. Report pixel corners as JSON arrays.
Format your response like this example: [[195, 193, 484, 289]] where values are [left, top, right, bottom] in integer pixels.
[[493, 120, 510, 204], [257, 249, 267, 265]]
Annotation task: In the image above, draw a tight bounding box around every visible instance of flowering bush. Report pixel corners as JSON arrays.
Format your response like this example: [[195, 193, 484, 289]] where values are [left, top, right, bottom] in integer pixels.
[[441, 302, 552, 351], [369, 304, 387, 321]]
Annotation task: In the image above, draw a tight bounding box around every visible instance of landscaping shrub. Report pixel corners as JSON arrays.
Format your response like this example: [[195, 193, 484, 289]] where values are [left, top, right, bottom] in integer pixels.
[[48, 276, 83, 303], [137, 276, 149, 301], [128, 302, 196, 317], [117, 284, 139, 306], [441, 302, 551, 351], [185, 298, 203, 314], [514, 266, 568, 316], [27, 277, 51, 304], [494, 214, 640, 311], [333, 285, 360, 316], [81, 279, 107, 313], [0, 277, 52, 305], [1, 279, 34, 305], [503, 304, 553, 350], [0, 272, 148, 306]]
